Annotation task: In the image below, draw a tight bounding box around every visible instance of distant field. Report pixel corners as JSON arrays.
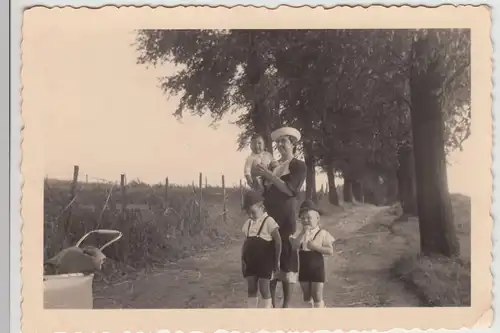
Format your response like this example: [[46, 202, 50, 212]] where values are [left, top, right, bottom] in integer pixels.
[[44, 178, 338, 282]]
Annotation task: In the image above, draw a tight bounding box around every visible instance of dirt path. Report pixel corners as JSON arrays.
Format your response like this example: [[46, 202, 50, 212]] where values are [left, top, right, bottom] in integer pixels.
[[94, 204, 420, 308]]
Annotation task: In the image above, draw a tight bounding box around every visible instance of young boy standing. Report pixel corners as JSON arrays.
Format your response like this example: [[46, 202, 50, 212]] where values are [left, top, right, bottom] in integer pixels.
[[291, 200, 335, 308], [241, 190, 282, 308]]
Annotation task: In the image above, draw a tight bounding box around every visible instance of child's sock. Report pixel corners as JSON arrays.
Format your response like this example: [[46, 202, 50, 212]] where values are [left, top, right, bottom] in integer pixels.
[[260, 298, 273, 308], [246, 297, 258, 308], [304, 299, 314, 308], [314, 300, 325, 308]]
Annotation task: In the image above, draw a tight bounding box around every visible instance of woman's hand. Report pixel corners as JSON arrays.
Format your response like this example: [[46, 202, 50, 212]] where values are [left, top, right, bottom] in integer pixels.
[[255, 162, 294, 197], [289, 233, 302, 250], [269, 160, 279, 170], [274, 262, 280, 274], [253, 163, 272, 178]]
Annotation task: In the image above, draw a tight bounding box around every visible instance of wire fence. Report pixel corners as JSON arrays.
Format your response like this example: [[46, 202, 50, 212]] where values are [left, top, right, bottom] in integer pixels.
[[45, 166, 246, 218], [43, 165, 248, 268]]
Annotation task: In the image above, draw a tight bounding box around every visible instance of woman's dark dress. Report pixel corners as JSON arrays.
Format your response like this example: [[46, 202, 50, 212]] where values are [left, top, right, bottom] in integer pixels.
[[263, 157, 307, 282]]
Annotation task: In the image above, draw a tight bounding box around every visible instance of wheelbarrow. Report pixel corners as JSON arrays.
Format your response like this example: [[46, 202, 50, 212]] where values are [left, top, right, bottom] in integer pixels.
[[43, 229, 123, 309]]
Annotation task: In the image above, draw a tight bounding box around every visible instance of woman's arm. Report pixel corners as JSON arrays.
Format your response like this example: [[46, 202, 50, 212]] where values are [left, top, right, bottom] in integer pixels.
[[245, 174, 254, 187], [270, 228, 282, 271], [258, 167, 294, 196], [254, 160, 306, 197]]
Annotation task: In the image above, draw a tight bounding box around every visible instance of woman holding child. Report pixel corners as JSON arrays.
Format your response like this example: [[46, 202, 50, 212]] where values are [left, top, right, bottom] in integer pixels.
[[253, 126, 307, 308]]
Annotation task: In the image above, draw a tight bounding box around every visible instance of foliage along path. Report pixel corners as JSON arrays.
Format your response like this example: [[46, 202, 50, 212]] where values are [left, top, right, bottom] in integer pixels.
[[93, 204, 420, 308]]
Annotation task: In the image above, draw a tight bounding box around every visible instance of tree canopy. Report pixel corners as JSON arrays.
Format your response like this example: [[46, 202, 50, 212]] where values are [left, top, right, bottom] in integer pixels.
[[134, 28, 470, 200]]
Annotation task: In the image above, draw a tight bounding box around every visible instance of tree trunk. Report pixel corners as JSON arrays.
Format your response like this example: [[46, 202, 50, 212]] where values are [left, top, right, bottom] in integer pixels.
[[247, 31, 273, 153], [397, 145, 418, 216], [362, 172, 384, 206], [326, 164, 339, 206], [343, 178, 353, 203], [304, 143, 317, 203], [250, 99, 273, 154], [301, 97, 317, 203], [385, 172, 399, 205], [410, 32, 460, 257], [352, 180, 364, 203], [364, 190, 377, 205]]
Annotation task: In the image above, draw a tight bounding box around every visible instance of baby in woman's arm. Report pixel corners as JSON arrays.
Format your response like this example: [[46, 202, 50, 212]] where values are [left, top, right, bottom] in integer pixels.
[[244, 134, 278, 192]]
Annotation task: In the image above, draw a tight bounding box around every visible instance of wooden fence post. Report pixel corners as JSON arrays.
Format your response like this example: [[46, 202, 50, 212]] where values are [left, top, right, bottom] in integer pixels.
[[64, 165, 79, 246], [120, 174, 127, 215], [240, 179, 244, 210], [199, 172, 203, 223], [222, 174, 227, 222], [165, 177, 169, 208]]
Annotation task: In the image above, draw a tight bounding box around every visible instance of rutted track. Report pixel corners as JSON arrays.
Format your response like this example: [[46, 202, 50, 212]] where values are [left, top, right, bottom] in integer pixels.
[[94, 204, 419, 309]]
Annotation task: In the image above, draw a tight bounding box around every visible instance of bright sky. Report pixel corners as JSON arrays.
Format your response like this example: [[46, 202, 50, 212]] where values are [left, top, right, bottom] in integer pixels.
[[23, 16, 472, 194]]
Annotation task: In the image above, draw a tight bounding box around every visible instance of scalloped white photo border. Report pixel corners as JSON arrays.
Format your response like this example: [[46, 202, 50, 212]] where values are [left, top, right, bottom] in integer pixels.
[[11, 2, 498, 333]]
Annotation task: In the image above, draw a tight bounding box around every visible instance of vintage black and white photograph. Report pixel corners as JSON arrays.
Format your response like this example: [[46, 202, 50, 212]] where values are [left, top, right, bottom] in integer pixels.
[[21, 5, 492, 333]]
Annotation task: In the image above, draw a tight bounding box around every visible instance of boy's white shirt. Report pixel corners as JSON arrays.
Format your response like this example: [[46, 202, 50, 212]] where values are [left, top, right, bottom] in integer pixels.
[[244, 151, 275, 176], [291, 227, 335, 253], [242, 213, 279, 241]]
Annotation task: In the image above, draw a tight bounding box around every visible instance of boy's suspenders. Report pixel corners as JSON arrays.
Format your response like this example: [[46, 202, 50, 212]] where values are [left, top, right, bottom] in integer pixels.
[[301, 229, 322, 250], [312, 229, 322, 241], [246, 216, 270, 238]]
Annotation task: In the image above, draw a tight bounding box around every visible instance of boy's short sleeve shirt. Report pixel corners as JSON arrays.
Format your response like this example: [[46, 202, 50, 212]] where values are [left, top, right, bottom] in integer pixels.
[[300, 228, 335, 252], [242, 214, 279, 241], [321, 230, 335, 246]]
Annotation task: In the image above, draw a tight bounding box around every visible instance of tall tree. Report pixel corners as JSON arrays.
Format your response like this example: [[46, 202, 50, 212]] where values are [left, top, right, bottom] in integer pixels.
[[135, 29, 471, 224], [397, 143, 418, 215], [135, 29, 281, 153], [409, 29, 470, 257], [273, 30, 331, 202]]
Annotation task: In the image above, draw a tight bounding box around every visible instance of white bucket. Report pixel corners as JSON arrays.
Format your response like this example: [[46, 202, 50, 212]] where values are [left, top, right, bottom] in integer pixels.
[[44, 273, 94, 309]]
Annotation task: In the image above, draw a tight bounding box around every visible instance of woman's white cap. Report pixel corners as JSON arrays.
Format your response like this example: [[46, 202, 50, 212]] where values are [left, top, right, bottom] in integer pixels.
[[271, 127, 301, 142]]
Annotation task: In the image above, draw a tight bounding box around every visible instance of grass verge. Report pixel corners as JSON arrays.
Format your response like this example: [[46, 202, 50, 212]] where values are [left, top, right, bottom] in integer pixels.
[[390, 193, 471, 306], [392, 254, 471, 306]]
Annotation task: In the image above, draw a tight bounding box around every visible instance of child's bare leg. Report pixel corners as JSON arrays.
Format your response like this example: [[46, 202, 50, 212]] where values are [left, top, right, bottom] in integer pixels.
[[245, 175, 253, 189], [246, 276, 259, 308], [300, 282, 313, 307], [258, 278, 273, 308], [311, 282, 325, 308], [282, 281, 294, 308], [270, 278, 278, 308], [252, 176, 264, 192]]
